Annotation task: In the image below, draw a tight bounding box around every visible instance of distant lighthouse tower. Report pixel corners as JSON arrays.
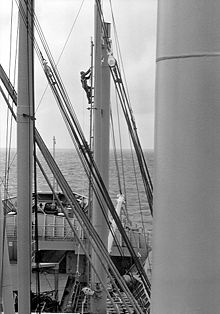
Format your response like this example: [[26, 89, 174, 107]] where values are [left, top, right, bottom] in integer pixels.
[[152, 1, 220, 313]]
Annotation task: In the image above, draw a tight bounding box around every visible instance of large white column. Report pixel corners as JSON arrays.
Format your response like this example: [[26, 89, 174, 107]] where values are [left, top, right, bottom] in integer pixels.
[[152, 1, 220, 314]]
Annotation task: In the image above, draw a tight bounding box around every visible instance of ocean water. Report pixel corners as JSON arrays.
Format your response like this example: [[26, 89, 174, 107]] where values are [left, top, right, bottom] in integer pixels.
[[0, 148, 153, 234]]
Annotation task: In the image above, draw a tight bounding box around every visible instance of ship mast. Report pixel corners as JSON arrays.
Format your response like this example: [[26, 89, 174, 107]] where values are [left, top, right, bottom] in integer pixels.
[[90, 0, 111, 313], [17, 0, 34, 313], [152, 1, 220, 313]]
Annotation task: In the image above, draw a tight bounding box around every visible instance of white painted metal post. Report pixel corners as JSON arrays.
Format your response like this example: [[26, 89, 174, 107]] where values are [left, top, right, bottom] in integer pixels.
[[152, 1, 220, 313]]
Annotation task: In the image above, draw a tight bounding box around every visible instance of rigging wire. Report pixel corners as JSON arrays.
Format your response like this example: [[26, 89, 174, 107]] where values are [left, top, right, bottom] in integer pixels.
[[110, 108, 122, 194], [10, 0, 42, 308], [45, 5, 149, 298], [87, 38, 94, 245], [15, 0, 151, 223], [51, 84, 125, 257], [46, 70, 151, 306], [36, 131, 144, 314], [26, 2, 42, 310], [52, 79, 124, 256], [35, 136, 140, 313], [41, 60, 133, 257], [14, 0, 94, 189], [108, 0, 150, 249], [108, 4, 146, 230], [1, 62, 147, 313], [110, 63, 153, 215], [4, 0, 16, 201], [8, 1, 151, 308], [115, 91, 129, 218], [0, 16, 126, 264], [36, 159, 128, 314], [50, 82, 125, 257], [0, 0, 16, 308], [129, 136, 148, 248], [108, 0, 132, 105], [95, 0, 153, 216], [36, 0, 85, 113], [33, 71, 41, 314]]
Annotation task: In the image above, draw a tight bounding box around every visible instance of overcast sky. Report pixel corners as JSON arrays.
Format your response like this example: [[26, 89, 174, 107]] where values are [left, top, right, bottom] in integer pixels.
[[0, 0, 157, 150]]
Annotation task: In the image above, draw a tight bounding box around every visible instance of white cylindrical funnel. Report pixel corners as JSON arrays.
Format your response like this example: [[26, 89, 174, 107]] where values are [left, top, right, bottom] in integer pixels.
[[152, 1, 220, 313]]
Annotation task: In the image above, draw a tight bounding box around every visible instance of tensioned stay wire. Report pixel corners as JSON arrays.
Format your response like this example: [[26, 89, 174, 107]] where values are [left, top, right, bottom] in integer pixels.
[[35, 132, 144, 313], [41, 71, 125, 258], [16, 0, 91, 161], [36, 158, 127, 314], [14, 0, 151, 298], [110, 108, 122, 195], [36, 0, 85, 113], [107, 2, 146, 223], [129, 136, 148, 248], [96, 0, 153, 215], [114, 92, 129, 217], [0, 0, 17, 308]]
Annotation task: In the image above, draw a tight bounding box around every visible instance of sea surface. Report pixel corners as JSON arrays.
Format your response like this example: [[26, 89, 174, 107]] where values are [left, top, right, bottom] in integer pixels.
[[0, 148, 153, 237]]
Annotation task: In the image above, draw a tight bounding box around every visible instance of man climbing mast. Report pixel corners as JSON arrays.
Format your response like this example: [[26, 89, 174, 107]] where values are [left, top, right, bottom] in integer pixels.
[[80, 68, 92, 104]]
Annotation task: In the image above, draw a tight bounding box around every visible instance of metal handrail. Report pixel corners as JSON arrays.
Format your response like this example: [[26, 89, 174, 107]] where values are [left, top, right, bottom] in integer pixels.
[[6, 214, 146, 248]]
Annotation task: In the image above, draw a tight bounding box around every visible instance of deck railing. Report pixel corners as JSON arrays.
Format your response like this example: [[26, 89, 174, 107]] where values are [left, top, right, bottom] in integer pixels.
[[6, 214, 146, 249], [6, 214, 81, 241]]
